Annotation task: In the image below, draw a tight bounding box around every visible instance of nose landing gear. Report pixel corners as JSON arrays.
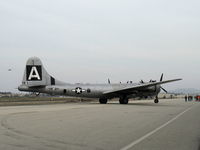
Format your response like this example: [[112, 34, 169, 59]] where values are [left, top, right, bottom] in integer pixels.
[[154, 96, 159, 103]]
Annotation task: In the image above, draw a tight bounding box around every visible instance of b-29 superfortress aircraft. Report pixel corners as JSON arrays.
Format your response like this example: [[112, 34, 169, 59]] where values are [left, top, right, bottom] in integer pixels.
[[18, 57, 182, 104]]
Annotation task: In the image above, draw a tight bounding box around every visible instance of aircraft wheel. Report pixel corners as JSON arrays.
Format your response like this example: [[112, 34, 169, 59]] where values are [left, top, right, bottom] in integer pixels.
[[154, 99, 159, 103], [99, 98, 107, 104], [119, 98, 129, 104]]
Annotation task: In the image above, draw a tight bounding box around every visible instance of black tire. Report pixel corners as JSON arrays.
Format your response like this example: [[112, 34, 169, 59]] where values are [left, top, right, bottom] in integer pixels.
[[154, 99, 159, 103], [99, 98, 107, 104], [119, 98, 129, 104]]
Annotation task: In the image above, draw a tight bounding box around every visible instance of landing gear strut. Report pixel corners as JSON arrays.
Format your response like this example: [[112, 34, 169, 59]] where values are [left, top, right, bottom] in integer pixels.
[[99, 98, 107, 104], [119, 97, 129, 104], [154, 96, 159, 103]]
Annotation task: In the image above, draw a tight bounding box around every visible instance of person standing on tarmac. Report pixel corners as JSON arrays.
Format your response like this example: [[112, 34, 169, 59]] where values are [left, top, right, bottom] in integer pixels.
[[185, 95, 188, 102]]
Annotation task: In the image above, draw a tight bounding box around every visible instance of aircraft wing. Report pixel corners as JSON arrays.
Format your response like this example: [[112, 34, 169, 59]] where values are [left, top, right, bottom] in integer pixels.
[[103, 78, 182, 95]]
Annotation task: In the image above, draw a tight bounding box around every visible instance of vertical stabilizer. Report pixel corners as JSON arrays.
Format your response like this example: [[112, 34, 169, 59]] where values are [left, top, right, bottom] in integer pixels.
[[21, 57, 62, 87]]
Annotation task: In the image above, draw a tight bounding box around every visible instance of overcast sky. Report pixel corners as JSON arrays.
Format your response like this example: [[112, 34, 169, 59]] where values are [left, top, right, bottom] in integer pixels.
[[0, 0, 200, 92]]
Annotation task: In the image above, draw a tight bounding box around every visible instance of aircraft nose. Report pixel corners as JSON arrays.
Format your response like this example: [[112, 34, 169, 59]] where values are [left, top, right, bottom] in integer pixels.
[[157, 85, 161, 93]]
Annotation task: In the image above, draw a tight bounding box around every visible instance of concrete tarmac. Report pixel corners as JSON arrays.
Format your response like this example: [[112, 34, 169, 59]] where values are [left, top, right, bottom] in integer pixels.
[[0, 99, 199, 150]]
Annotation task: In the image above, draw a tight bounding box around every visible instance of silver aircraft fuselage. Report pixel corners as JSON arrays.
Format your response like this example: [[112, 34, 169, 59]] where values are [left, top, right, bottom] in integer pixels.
[[18, 83, 160, 99]]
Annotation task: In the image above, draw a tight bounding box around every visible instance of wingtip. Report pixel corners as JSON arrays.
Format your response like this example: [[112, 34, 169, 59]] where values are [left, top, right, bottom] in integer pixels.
[[172, 78, 182, 82]]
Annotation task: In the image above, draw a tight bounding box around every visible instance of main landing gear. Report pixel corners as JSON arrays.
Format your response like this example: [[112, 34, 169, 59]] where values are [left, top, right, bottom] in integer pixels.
[[154, 96, 159, 103], [99, 98, 108, 104], [119, 97, 129, 104]]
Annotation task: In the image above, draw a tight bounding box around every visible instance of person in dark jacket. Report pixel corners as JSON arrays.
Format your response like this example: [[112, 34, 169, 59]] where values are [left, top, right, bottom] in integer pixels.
[[185, 95, 188, 102]]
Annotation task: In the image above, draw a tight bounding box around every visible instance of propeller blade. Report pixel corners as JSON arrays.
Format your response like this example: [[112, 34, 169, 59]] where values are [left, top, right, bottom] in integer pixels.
[[160, 73, 163, 81], [160, 86, 168, 93], [108, 78, 111, 84], [150, 80, 156, 82]]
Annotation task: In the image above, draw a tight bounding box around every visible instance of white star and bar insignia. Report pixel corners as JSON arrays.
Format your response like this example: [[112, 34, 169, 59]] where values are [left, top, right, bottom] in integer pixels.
[[72, 87, 86, 94]]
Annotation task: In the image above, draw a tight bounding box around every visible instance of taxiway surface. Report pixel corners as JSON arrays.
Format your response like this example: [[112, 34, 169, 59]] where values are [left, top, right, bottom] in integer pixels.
[[0, 99, 199, 150]]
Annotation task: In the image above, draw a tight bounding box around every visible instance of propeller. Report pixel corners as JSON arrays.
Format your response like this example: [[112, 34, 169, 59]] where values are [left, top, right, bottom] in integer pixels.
[[149, 79, 156, 82], [160, 73, 163, 82], [159, 73, 167, 93], [160, 86, 167, 93], [108, 78, 111, 84]]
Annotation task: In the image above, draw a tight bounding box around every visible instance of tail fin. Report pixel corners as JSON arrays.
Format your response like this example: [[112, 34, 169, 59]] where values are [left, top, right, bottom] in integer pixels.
[[21, 57, 63, 87]]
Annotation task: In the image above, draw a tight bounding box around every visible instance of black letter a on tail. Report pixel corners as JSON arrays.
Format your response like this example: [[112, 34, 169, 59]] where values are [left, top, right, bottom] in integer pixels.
[[26, 66, 42, 81]]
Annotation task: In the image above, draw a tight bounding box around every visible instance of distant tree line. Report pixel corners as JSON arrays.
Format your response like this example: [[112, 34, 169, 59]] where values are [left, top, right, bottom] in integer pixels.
[[0, 92, 12, 94]]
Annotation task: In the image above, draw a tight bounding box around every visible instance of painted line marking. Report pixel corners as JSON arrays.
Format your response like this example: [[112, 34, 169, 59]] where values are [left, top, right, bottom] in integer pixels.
[[120, 106, 193, 150]]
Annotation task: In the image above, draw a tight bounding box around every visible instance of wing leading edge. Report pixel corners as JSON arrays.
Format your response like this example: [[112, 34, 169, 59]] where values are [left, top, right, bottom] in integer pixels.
[[103, 78, 182, 95]]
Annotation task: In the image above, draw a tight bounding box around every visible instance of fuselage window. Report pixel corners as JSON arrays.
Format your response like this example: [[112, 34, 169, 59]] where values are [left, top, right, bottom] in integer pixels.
[[87, 88, 91, 93]]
